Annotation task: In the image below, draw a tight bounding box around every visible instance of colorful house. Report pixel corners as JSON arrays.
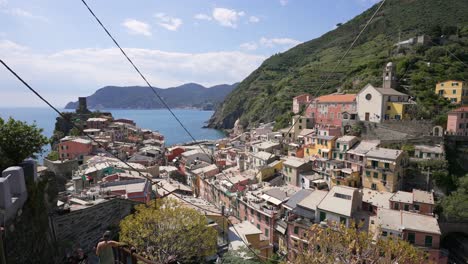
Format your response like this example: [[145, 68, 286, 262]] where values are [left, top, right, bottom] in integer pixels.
[[389, 189, 435, 215], [446, 106, 468, 136], [58, 138, 93, 162], [435, 80, 468, 104], [362, 148, 408, 193], [305, 93, 357, 127], [282, 157, 312, 187], [316, 186, 362, 227], [371, 209, 447, 264], [292, 94, 312, 114], [304, 135, 337, 160]]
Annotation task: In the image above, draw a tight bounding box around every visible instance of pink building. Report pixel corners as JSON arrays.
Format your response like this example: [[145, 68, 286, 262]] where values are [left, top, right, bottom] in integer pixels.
[[58, 138, 93, 161], [447, 106, 468, 136], [292, 94, 313, 114], [305, 94, 357, 127]]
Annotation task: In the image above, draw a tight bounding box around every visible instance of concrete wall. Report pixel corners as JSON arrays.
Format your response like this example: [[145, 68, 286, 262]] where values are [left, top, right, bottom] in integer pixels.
[[44, 158, 79, 179], [50, 198, 140, 252], [0, 167, 28, 225]]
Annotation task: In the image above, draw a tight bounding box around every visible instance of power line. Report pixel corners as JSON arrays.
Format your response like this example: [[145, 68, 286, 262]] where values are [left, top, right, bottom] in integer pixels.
[[78, 0, 241, 190], [265, 0, 387, 161], [79, 0, 281, 261], [0, 59, 279, 263]]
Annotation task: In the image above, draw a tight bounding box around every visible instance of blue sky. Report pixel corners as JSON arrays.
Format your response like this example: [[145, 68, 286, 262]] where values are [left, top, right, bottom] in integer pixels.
[[0, 0, 379, 107]]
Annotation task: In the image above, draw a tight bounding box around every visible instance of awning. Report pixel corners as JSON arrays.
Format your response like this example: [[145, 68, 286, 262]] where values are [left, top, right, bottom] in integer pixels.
[[261, 194, 283, 205], [275, 225, 286, 235]]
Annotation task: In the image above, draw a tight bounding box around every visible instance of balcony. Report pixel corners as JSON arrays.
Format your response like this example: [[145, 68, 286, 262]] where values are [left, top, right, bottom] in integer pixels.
[[365, 165, 392, 173]]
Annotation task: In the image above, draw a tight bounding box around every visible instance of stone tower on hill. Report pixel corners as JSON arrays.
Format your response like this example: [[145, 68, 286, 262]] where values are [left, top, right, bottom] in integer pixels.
[[77, 97, 90, 114]]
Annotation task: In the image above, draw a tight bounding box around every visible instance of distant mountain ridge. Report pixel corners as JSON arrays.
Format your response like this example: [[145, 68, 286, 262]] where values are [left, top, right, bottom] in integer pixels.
[[65, 83, 238, 110]]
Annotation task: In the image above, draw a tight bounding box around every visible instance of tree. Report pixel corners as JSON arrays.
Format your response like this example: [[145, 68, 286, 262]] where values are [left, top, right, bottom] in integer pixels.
[[69, 127, 81, 136], [292, 223, 426, 264], [47, 151, 59, 161], [221, 246, 262, 264], [440, 175, 468, 221], [119, 198, 217, 264], [0, 117, 49, 171]]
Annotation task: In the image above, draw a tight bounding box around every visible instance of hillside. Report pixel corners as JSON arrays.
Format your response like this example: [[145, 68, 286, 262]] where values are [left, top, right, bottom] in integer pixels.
[[208, 0, 468, 129], [65, 83, 238, 110]]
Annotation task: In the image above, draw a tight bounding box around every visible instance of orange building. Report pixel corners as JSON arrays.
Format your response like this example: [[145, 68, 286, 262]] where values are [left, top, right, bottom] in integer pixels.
[[58, 138, 93, 162]]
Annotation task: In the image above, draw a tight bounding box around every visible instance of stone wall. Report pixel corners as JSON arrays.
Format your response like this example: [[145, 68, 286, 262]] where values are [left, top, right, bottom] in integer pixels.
[[360, 120, 435, 142], [44, 158, 79, 179], [50, 198, 140, 252]]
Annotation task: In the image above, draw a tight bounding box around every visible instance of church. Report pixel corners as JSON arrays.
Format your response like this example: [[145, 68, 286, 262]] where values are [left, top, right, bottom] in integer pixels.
[[356, 62, 415, 123]]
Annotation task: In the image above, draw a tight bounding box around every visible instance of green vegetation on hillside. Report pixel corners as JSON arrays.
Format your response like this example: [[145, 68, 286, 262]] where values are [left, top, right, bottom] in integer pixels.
[[208, 0, 468, 129]]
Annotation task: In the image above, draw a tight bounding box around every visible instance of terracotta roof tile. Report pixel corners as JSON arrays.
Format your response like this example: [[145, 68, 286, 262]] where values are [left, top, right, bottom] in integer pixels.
[[450, 106, 468, 113], [316, 94, 356, 103]]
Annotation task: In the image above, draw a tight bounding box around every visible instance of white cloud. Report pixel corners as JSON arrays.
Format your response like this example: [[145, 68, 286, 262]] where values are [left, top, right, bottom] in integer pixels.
[[240, 42, 258, 51], [279, 0, 289, 6], [154, 13, 182, 31], [212, 8, 245, 28], [259, 37, 302, 48], [122, 19, 152, 36], [194, 13, 212, 21], [249, 16, 260, 23], [0, 0, 7, 7], [0, 40, 266, 106], [3, 8, 48, 22]]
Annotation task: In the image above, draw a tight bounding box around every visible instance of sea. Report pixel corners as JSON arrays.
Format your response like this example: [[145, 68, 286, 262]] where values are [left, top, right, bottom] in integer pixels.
[[0, 107, 226, 164]]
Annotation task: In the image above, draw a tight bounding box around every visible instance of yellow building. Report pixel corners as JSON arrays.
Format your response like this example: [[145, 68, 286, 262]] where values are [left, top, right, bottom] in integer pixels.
[[256, 160, 283, 182], [385, 102, 414, 120], [435, 80, 468, 104], [330, 168, 360, 188], [362, 148, 408, 193], [304, 135, 336, 160]]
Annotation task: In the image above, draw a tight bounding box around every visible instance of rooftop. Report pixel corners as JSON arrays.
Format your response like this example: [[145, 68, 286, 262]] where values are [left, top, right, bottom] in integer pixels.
[[316, 94, 356, 103], [181, 149, 211, 158], [318, 186, 359, 217], [297, 190, 328, 211], [346, 140, 380, 155], [376, 208, 441, 235], [283, 189, 313, 210], [253, 141, 280, 150], [298, 129, 315, 137], [191, 164, 219, 175], [337, 135, 357, 143], [362, 188, 392, 209], [87, 118, 108, 122], [375, 87, 408, 96], [153, 179, 192, 197], [389, 191, 413, 204], [412, 189, 435, 204], [366, 147, 402, 161], [449, 106, 468, 113], [253, 151, 275, 161], [315, 135, 336, 141], [414, 144, 444, 154], [228, 221, 262, 251], [283, 157, 308, 168]]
